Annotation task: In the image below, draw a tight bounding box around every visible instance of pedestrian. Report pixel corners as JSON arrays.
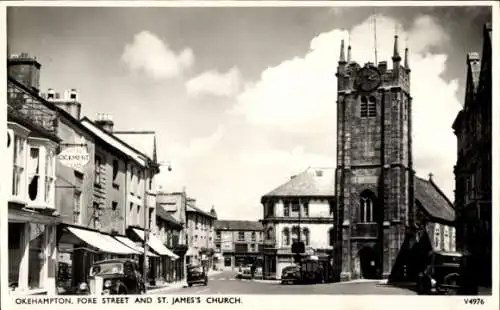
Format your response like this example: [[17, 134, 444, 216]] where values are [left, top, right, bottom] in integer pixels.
[[250, 264, 256, 279]]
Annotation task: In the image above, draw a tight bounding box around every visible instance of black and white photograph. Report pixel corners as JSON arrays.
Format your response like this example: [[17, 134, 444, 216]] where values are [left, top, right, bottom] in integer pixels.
[[1, 1, 497, 308]]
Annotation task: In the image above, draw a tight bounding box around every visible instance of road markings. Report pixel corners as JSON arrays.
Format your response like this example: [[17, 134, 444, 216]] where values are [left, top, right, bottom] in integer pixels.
[[194, 288, 209, 294]]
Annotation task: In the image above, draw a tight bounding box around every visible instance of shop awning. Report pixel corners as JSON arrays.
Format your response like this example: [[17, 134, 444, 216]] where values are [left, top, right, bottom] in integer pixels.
[[132, 229, 179, 259], [67, 227, 140, 255], [114, 236, 159, 257]]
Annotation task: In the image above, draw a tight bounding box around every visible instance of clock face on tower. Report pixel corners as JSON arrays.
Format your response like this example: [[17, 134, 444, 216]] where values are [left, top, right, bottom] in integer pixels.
[[354, 67, 382, 92]]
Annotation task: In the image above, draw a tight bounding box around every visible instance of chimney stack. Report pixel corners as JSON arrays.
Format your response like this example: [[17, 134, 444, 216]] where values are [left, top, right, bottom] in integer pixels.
[[44, 88, 82, 119], [95, 113, 114, 133], [8, 52, 41, 94]]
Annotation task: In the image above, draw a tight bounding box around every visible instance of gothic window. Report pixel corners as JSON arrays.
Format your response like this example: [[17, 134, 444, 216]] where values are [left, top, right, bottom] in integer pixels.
[[282, 228, 290, 246], [359, 190, 375, 223], [360, 96, 368, 117]]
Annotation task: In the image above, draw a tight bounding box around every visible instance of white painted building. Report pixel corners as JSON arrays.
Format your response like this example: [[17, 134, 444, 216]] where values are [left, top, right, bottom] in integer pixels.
[[260, 167, 335, 280]]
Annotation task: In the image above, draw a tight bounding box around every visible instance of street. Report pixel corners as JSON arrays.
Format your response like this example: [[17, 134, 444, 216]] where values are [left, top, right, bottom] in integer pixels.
[[149, 271, 416, 295]]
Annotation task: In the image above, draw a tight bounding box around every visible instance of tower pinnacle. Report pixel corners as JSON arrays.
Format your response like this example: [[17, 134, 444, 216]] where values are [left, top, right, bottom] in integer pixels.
[[392, 35, 401, 62], [404, 47, 410, 71], [339, 39, 346, 64]]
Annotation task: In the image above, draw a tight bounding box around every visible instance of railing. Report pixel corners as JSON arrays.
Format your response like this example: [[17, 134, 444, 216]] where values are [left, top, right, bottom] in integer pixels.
[[8, 80, 58, 134], [351, 223, 379, 239]]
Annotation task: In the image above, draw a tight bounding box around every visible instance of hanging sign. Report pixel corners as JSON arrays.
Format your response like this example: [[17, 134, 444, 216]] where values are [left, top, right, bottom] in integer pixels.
[[58, 137, 90, 170]]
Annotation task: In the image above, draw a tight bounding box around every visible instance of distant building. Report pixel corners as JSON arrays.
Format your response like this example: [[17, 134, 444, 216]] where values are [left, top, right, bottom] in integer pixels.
[[156, 205, 183, 282], [260, 167, 336, 280], [452, 23, 492, 287], [185, 199, 217, 268], [214, 220, 264, 270]]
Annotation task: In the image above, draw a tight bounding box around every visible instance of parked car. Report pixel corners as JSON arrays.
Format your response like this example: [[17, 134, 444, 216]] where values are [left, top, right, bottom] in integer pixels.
[[77, 258, 145, 295], [417, 251, 473, 295], [237, 268, 253, 280], [281, 265, 300, 284], [187, 265, 208, 287]]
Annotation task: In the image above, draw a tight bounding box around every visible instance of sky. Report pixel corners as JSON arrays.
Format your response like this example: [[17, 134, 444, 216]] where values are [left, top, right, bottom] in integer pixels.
[[7, 4, 492, 220]]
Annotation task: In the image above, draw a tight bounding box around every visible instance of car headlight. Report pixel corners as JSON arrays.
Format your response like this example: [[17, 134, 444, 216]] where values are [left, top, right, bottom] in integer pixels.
[[104, 280, 112, 288], [79, 282, 88, 291], [102, 289, 111, 295], [430, 278, 437, 287]]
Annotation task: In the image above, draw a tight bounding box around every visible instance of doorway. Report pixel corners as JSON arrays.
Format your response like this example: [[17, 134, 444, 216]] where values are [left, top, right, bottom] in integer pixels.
[[359, 246, 378, 279]]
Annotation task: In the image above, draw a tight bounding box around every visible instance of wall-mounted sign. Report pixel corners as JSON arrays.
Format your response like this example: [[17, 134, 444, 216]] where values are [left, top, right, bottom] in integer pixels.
[[58, 137, 90, 170]]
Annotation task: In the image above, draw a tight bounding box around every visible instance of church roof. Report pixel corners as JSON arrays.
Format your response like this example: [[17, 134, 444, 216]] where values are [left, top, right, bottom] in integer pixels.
[[215, 220, 263, 231], [414, 176, 455, 223], [262, 167, 335, 199]]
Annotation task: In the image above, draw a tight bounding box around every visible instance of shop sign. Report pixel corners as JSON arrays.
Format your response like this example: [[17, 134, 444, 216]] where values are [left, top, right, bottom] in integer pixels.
[[58, 137, 90, 170]]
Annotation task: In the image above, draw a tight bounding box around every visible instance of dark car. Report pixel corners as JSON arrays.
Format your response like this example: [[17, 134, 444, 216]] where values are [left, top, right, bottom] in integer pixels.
[[187, 265, 208, 287], [417, 251, 473, 295], [77, 259, 145, 295], [281, 265, 300, 284]]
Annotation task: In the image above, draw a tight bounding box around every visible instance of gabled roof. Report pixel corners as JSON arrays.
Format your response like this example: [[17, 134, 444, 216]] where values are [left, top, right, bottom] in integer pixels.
[[114, 132, 156, 162], [262, 167, 335, 199], [414, 176, 455, 223], [215, 220, 263, 231], [80, 117, 149, 167], [186, 203, 217, 219]]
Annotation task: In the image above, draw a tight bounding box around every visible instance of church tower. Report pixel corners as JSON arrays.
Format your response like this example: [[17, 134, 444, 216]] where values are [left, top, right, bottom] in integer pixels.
[[334, 35, 414, 281]]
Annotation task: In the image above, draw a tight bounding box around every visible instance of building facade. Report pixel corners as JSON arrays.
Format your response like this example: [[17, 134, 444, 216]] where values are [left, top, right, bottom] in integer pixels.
[[156, 191, 189, 280], [261, 167, 335, 280], [156, 206, 183, 282], [214, 220, 263, 270], [7, 68, 61, 294], [452, 23, 492, 288], [334, 37, 456, 282], [185, 200, 217, 269]]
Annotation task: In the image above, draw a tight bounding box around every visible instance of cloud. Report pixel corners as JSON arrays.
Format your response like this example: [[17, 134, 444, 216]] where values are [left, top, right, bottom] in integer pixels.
[[231, 14, 460, 200], [186, 67, 242, 97], [121, 31, 194, 79]]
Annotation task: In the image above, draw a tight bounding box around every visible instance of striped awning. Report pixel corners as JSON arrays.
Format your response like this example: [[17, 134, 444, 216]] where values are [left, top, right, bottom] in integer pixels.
[[66, 227, 139, 255], [114, 236, 159, 257]]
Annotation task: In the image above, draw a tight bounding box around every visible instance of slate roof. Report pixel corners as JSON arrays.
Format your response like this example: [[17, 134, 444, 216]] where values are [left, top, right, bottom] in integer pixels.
[[186, 203, 217, 219], [215, 220, 263, 231], [414, 176, 455, 223], [156, 206, 182, 228], [262, 167, 335, 199]]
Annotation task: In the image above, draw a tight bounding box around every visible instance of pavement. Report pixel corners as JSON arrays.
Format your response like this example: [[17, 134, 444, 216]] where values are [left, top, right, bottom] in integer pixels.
[[147, 270, 416, 295], [146, 270, 223, 294]]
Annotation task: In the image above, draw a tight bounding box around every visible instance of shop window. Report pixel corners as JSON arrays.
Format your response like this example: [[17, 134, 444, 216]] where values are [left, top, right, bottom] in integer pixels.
[[29, 223, 47, 289], [328, 228, 335, 246]]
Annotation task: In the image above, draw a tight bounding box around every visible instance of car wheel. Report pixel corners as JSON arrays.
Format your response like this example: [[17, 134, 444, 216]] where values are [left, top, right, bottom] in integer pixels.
[[188, 283, 192, 287], [118, 285, 127, 295]]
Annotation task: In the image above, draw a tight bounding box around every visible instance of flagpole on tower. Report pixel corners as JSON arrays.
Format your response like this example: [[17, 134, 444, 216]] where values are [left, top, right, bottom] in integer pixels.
[[373, 11, 378, 65]]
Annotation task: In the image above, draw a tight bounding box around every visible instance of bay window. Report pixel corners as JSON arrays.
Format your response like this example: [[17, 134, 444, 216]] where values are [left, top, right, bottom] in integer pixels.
[[10, 128, 28, 201], [26, 137, 58, 209]]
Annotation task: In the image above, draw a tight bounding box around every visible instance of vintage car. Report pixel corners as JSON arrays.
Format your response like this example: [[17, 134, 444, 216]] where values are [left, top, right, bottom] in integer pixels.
[[77, 259, 145, 295], [417, 251, 473, 295], [187, 265, 208, 287], [281, 265, 301, 284]]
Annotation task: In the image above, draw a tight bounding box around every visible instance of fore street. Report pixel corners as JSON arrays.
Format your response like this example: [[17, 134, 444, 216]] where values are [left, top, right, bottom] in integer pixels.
[[149, 271, 416, 295]]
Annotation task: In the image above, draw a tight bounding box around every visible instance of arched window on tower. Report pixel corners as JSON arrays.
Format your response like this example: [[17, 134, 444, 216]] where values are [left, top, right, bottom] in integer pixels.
[[282, 227, 290, 246], [359, 190, 375, 223], [302, 228, 310, 246], [360, 96, 368, 117]]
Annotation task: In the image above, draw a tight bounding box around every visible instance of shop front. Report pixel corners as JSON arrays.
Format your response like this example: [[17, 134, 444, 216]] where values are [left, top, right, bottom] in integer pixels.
[[8, 206, 60, 295], [56, 224, 141, 294], [127, 227, 179, 285]]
